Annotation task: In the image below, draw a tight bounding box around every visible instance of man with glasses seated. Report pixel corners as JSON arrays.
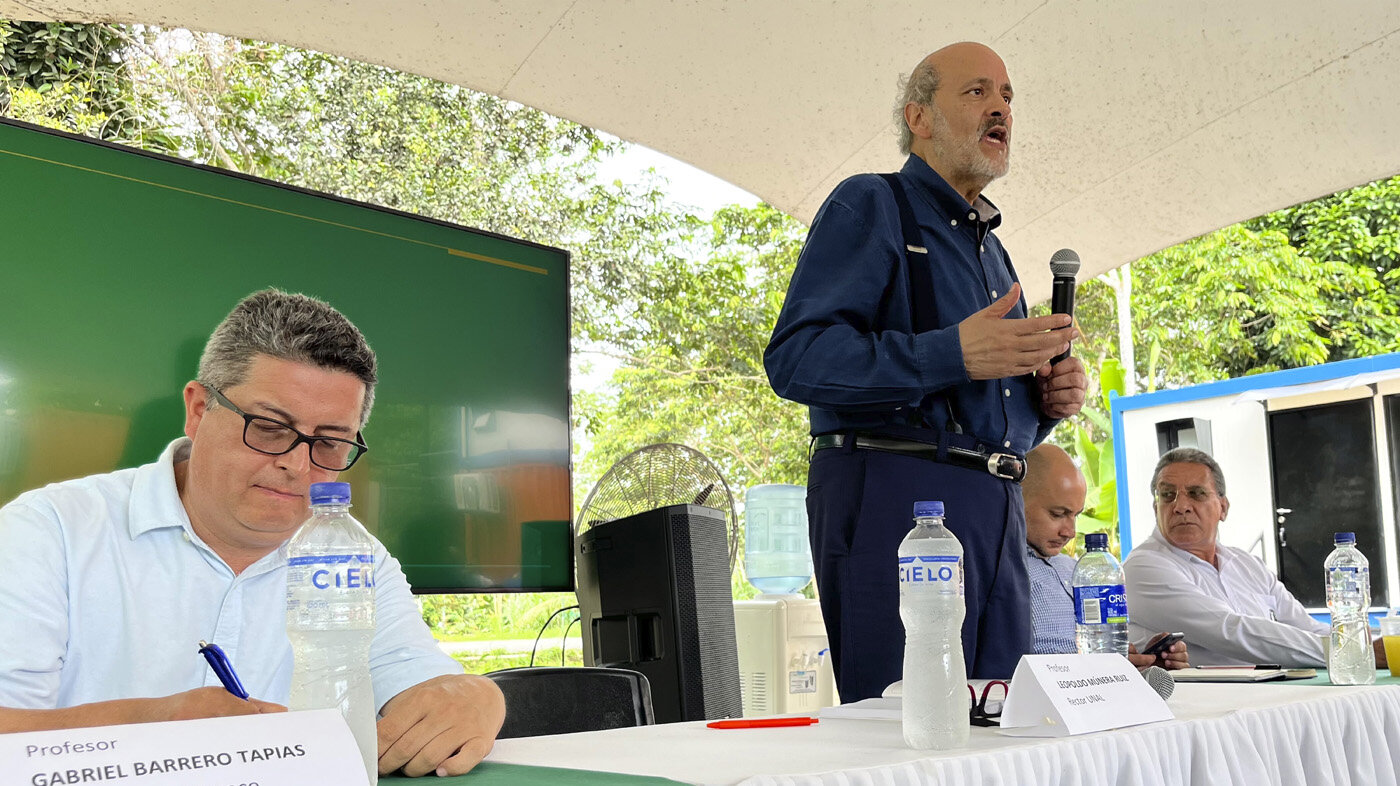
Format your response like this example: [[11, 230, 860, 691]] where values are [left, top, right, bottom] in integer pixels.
[[0, 289, 504, 776], [1125, 447, 1385, 669]]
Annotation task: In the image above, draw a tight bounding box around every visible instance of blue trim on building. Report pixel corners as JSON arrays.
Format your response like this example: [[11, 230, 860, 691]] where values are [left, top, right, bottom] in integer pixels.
[[1110, 351, 1400, 559], [1114, 352, 1400, 414], [1311, 611, 1386, 626]]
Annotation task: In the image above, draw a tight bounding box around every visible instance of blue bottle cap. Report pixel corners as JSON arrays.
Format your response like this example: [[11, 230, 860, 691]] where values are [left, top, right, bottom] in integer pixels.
[[913, 500, 944, 518], [310, 481, 351, 505], [1085, 532, 1108, 550], [1334, 532, 1356, 544]]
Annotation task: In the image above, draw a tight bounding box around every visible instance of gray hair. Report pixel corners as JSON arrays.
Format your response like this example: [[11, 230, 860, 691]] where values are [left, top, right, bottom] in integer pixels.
[[198, 289, 378, 427], [894, 60, 941, 155], [1150, 447, 1227, 498]]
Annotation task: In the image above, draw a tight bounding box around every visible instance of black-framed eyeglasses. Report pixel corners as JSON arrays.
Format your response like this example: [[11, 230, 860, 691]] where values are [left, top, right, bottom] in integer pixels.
[[968, 680, 1008, 727], [1154, 486, 1216, 504], [203, 385, 368, 471]]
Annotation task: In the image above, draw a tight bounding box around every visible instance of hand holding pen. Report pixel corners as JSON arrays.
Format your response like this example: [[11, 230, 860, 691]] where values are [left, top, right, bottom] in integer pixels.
[[173, 641, 284, 720], [198, 641, 250, 699], [37, 640, 284, 724]]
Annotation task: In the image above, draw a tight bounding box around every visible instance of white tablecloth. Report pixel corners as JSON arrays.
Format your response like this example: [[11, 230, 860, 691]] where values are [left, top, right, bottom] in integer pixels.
[[486, 683, 1400, 785]]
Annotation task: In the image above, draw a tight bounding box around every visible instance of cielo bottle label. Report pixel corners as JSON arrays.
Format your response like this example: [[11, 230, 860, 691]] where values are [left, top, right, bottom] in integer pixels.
[[898, 555, 962, 595], [288, 553, 375, 589]]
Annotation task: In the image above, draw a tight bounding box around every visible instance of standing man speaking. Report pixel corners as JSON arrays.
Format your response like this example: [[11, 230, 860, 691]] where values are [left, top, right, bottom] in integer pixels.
[[765, 42, 1087, 701]]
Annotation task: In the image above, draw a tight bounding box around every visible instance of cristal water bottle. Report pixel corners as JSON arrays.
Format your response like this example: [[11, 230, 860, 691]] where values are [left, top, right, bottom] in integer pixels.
[[1325, 532, 1374, 685], [286, 481, 378, 784], [898, 500, 968, 750], [1072, 532, 1129, 656]]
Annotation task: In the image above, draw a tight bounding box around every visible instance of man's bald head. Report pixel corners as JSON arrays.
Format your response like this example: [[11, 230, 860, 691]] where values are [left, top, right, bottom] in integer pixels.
[[895, 41, 1013, 203], [1022, 444, 1087, 558], [1024, 444, 1078, 499], [896, 42, 1007, 152], [923, 41, 1003, 73]]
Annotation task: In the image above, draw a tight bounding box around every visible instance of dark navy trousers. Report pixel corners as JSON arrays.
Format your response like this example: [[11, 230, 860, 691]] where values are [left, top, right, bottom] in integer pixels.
[[808, 443, 1031, 702]]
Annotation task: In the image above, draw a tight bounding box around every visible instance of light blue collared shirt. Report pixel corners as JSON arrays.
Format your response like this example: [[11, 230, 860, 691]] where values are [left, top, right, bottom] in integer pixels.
[[0, 439, 461, 710], [1027, 545, 1078, 654]]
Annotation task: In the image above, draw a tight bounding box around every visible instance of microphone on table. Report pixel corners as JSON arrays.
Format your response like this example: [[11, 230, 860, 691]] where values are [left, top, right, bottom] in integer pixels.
[[1141, 665, 1176, 700], [1049, 248, 1080, 365]]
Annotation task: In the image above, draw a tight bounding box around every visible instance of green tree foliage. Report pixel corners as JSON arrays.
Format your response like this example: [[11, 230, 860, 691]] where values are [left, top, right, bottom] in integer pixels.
[[1250, 175, 1400, 278], [1059, 360, 1125, 557], [0, 20, 158, 145], [1133, 225, 1400, 385], [575, 203, 810, 498], [1069, 183, 1400, 400]]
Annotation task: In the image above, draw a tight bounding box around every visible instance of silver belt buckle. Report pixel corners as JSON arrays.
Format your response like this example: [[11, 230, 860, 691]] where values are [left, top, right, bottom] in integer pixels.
[[986, 452, 1021, 480]]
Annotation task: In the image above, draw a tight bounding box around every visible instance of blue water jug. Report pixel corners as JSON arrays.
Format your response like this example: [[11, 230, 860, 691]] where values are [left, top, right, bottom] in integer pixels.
[[744, 484, 813, 595]]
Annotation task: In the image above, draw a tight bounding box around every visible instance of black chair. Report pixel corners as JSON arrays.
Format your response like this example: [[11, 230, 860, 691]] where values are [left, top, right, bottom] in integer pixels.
[[485, 666, 656, 738]]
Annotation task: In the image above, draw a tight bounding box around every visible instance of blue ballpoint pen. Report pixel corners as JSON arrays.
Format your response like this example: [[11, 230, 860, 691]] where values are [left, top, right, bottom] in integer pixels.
[[198, 640, 250, 700]]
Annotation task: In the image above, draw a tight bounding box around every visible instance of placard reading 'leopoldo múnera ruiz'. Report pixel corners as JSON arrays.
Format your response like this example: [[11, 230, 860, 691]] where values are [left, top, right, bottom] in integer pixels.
[[0, 709, 367, 786], [999, 654, 1173, 737]]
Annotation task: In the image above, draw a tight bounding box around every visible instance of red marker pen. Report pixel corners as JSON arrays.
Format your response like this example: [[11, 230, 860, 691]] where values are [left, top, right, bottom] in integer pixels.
[[707, 717, 819, 729]]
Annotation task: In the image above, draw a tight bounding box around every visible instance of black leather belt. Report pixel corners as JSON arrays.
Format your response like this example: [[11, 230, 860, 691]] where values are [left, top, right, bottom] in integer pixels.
[[812, 434, 1025, 483]]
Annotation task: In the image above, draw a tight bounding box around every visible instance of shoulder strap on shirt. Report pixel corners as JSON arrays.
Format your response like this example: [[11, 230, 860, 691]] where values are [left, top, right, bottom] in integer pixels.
[[877, 173, 937, 332], [877, 173, 961, 434]]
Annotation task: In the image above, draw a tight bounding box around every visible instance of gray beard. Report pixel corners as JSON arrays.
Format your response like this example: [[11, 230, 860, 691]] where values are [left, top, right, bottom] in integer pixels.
[[931, 112, 1010, 184]]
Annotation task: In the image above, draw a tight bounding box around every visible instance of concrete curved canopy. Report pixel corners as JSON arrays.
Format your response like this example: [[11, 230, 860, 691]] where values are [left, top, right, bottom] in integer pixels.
[[4, 0, 1398, 301]]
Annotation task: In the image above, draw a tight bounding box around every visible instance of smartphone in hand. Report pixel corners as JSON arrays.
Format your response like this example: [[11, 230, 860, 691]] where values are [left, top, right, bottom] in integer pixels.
[[1141, 632, 1185, 657]]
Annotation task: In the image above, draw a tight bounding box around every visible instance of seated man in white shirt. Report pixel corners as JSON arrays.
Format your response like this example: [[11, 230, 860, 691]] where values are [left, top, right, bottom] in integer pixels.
[[0, 289, 504, 776], [1124, 447, 1386, 669], [1023, 444, 1187, 669]]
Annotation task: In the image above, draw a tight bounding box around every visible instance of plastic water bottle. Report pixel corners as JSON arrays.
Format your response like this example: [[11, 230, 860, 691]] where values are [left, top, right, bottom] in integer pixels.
[[1325, 532, 1374, 685], [1072, 532, 1129, 656], [744, 484, 813, 595], [898, 500, 968, 750], [286, 482, 378, 784]]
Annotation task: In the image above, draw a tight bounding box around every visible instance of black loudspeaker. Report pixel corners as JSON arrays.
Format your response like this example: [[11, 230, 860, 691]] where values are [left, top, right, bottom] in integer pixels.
[[576, 504, 742, 724]]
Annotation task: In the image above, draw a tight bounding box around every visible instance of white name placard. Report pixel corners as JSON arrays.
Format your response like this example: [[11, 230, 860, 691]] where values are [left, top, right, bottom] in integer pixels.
[[998, 654, 1173, 737], [0, 709, 368, 786]]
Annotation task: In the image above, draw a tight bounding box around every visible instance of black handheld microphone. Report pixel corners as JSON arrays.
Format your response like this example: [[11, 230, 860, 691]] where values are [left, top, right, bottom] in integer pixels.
[[1049, 248, 1080, 365]]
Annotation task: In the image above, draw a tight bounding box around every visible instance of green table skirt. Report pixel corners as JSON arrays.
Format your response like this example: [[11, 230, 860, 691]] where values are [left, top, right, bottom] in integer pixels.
[[381, 761, 686, 785], [1284, 667, 1400, 686]]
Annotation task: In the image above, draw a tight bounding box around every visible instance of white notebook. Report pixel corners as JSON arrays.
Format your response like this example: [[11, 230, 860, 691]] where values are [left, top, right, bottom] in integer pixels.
[[1170, 667, 1289, 682], [818, 697, 901, 720]]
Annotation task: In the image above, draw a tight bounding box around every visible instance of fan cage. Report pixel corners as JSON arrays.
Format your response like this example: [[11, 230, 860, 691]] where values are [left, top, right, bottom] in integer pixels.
[[575, 443, 739, 569]]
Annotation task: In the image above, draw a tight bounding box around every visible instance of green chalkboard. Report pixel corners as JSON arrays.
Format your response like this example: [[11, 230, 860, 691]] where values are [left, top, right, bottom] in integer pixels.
[[0, 118, 573, 592]]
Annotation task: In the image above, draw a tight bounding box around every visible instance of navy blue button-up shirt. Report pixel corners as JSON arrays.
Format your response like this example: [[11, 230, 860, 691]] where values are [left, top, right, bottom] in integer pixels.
[[765, 154, 1056, 453]]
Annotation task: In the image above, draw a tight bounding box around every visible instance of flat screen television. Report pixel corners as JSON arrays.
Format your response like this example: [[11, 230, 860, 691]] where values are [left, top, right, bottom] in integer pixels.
[[0, 117, 573, 592]]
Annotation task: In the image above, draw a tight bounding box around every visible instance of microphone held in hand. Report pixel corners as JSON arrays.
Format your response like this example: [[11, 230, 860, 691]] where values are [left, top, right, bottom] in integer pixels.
[[1049, 248, 1080, 365]]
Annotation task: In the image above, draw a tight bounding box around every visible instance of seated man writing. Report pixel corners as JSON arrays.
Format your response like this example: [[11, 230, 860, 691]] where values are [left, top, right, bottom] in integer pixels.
[[0, 289, 504, 776], [1023, 444, 1187, 669], [1124, 447, 1385, 669]]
